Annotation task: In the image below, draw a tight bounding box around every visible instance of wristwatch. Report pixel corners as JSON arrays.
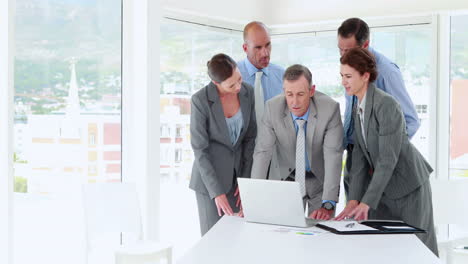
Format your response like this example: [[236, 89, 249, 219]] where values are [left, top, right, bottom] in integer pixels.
[[321, 201, 335, 210]]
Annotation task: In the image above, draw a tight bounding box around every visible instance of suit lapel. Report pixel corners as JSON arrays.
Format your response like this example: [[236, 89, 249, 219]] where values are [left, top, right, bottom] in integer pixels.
[[355, 109, 372, 167], [353, 109, 371, 163], [306, 97, 317, 166], [364, 83, 375, 145], [234, 85, 250, 148], [354, 85, 375, 168], [207, 82, 232, 147], [283, 104, 296, 148]]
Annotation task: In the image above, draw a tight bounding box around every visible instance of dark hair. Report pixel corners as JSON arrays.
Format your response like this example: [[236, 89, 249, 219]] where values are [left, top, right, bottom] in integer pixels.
[[207, 53, 237, 83], [283, 64, 313, 87], [338, 18, 370, 46], [340, 47, 377, 82]]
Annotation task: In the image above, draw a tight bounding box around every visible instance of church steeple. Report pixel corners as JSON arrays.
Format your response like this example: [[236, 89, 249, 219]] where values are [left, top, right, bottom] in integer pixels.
[[60, 58, 81, 139], [65, 58, 80, 119]]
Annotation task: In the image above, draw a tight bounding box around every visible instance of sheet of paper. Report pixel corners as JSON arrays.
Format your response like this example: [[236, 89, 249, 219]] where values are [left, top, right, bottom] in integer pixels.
[[364, 219, 404, 223], [319, 221, 377, 232], [382, 226, 416, 230], [262, 226, 328, 236]]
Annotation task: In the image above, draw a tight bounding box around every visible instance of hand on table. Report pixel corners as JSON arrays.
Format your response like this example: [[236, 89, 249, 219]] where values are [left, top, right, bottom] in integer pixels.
[[309, 207, 334, 220], [335, 200, 369, 221], [234, 186, 244, 217], [237, 205, 244, 218], [214, 194, 234, 217]]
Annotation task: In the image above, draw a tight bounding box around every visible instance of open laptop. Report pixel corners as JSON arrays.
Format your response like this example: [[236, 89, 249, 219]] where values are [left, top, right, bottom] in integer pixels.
[[237, 178, 322, 227]]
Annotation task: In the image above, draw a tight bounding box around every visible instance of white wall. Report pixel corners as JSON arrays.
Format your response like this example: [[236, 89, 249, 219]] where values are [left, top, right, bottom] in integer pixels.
[[0, 1, 14, 263], [123, 0, 161, 241]]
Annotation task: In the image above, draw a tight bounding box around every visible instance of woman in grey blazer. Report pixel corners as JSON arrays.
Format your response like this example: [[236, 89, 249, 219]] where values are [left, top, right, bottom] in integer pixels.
[[335, 48, 438, 255], [189, 53, 257, 235]]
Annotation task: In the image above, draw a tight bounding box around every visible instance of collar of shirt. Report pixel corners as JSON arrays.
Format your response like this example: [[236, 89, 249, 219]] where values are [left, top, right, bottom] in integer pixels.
[[290, 106, 310, 131], [368, 46, 383, 67], [358, 91, 367, 115], [243, 58, 270, 78]]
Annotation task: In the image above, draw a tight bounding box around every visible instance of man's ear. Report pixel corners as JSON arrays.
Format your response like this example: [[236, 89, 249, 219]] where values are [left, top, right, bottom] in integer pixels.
[[363, 72, 370, 82], [362, 39, 370, 49], [242, 43, 248, 53], [310, 85, 316, 97]]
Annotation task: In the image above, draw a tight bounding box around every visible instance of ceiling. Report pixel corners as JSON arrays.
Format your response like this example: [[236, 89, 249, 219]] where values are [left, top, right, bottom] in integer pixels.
[[163, 0, 468, 29]]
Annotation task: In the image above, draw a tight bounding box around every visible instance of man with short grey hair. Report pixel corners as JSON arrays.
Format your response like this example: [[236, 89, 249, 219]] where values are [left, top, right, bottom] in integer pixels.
[[251, 64, 343, 220]]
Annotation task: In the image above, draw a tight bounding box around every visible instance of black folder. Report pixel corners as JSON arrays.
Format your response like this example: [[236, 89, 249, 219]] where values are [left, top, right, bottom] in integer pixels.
[[316, 220, 426, 235]]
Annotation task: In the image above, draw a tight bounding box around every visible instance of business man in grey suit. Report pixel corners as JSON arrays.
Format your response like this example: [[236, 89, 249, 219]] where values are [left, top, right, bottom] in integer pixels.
[[335, 48, 438, 256], [251, 64, 343, 220], [190, 54, 257, 235]]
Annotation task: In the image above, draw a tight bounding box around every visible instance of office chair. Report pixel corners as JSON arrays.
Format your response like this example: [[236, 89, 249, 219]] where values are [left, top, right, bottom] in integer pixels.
[[82, 182, 172, 264], [431, 180, 468, 264]]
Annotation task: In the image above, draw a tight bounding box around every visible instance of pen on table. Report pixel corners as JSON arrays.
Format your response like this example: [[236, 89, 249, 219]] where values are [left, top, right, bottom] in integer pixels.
[[345, 223, 355, 228], [454, 246, 468, 250]]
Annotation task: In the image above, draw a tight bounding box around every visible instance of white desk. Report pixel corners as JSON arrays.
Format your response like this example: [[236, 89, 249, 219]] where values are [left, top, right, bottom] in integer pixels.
[[178, 216, 440, 264]]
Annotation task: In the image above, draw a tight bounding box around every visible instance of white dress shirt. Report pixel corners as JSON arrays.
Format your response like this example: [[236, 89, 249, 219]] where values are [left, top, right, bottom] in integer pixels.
[[358, 91, 367, 148]]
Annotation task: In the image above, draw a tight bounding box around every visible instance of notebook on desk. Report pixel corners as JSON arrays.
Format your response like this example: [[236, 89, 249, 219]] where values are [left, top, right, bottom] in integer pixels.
[[237, 178, 322, 228], [316, 219, 426, 235]]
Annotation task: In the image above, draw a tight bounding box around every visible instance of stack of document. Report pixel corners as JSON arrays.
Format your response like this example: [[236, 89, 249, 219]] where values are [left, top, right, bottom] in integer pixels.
[[316, 220, 425, 234], [318, 221, 377, 232]]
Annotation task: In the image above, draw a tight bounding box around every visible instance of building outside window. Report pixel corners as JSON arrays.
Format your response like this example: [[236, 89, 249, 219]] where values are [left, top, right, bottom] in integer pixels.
[[13, 1, 122, 263], [448, 14, 468, 240], [159, 18, 244, 258]]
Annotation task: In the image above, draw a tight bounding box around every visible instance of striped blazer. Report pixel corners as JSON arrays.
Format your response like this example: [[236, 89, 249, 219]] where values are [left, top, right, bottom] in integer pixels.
[[348, 83, 432, 209]]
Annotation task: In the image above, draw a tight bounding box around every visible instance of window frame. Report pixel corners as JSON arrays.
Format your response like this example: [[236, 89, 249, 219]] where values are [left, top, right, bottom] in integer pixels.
[[122, 0, 161, 241], [0, 0, 14, 262]]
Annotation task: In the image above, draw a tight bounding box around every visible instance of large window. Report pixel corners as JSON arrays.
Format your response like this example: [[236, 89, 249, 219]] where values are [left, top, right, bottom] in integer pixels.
[[450, 15, 468, 180], [372, 26, 432, 159], [448, 14, 468, 239], [13, 1, 121, 263], [160, 19, 435, 259], [271, 25, 433, 160], [272, 32, 343, 105], [159, 18, 243, 258]]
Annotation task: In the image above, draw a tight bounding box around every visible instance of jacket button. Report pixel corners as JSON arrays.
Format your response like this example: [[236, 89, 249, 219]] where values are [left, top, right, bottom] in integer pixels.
[[289, 168, 292, 172]]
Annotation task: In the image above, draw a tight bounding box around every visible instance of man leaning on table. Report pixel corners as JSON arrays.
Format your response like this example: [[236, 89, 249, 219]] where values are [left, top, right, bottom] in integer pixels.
[[251, 64, 344, 220]]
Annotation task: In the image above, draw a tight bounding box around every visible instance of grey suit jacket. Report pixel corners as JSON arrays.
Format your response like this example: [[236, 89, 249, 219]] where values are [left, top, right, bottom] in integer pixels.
[[348, 83, 432, 209], [189, 82, 257, 199], [251, 91, 344, 202]]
